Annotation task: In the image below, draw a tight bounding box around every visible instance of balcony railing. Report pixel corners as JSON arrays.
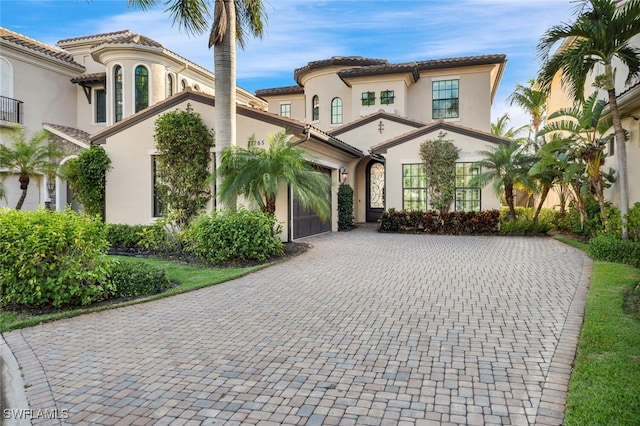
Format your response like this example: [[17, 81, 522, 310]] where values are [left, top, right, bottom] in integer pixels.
[[0, 95, 24, 124]]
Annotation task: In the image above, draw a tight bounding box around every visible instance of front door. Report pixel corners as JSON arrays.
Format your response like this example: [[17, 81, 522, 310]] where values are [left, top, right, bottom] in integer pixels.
[[366, 160, 385, 222]]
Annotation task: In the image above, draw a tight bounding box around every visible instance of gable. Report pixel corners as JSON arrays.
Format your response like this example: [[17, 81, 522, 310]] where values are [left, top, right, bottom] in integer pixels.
[[371, 120, 508, 155], [328, 110, 426, 153]]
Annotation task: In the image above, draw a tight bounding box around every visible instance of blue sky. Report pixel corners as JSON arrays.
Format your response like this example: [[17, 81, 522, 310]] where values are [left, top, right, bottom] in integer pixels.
[[1, 0, 579, 128]]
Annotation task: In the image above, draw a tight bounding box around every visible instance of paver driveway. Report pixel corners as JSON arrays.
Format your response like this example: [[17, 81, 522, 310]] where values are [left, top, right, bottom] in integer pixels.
[[3, 228, 591, 426]]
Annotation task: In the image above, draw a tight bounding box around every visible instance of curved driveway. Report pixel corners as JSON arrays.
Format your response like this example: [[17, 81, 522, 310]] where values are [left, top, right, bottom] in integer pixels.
[[3, 227, 591, 426]]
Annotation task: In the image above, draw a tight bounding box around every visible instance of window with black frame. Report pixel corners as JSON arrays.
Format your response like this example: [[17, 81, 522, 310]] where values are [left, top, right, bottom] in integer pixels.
[[455, 162, 480, 211], [432, 79, 459, 119]]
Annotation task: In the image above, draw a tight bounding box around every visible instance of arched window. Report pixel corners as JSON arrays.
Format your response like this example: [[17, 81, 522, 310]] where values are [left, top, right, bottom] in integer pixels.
[[312, 95, 319, 121], [331, 97, 342, 125], [135, 65, 149, 113], [166, 74, 174, 98], [114, 65, 123, 122], [181, 79, 187, 91], [193, 84, 200, 92]]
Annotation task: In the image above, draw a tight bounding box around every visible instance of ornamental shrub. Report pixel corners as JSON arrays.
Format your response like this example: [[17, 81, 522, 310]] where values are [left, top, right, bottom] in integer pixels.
[[0, 208, 113, 307], [63, 146, 111, 219], [587, 235, 640, 267], [106, 223, 149, 250], [337, 184, 354, 231], [378, 209, 500, 234], [108, 261, 171, 298], [184, 209, 283, 264]]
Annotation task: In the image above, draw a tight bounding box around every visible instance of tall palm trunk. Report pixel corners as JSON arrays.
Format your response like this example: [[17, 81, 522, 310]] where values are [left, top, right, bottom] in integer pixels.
[[16, 173, 30, 210], [608, 88, 629, 239], [533, 184, 551, 223], [505, 183, 516, 220], [214, 0, 237, 210]]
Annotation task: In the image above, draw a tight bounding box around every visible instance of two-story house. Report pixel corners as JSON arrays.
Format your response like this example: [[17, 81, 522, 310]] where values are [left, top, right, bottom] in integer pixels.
[[2, 27, 509, 240], [256, 55, 509, 224], [0, 28, 262, 211]]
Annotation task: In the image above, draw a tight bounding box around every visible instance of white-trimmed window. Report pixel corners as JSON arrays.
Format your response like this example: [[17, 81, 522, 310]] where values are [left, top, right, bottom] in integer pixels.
[[95, 89, 106, 123], [135, 65, 149, 113], [280, 103, 291, 118], [312, 95, 319, 121], [114, 65, 123, 122], [331, 97, 343, 124]]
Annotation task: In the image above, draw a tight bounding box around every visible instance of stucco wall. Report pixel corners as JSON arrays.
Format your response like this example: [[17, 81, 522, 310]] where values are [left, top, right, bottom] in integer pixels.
[[381, 131, 501, 212]]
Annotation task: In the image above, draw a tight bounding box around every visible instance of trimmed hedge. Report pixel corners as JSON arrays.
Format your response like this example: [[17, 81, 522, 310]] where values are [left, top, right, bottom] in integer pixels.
[[0, 208, 113, 307], [184, 209, 283, 264], [378, 209, 500, 234], [587, 235, 640, 267], [106, 223, 149, 250], [108, 261, 172, 298]]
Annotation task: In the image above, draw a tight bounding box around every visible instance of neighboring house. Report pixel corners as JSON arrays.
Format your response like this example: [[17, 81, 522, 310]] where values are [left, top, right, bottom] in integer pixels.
[[256, 55, 509, 223], [0, 28, 263, 211], [2, 27, 509, 239], [544, 32, 640, 209]]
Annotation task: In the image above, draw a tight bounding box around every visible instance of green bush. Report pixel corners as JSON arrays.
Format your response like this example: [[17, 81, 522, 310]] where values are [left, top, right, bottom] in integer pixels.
[[337, 184, 354, 231], [0, 208, 113, 307], [587, 235, 640, 267], [500, 218, 552, 235], [138, 213, 184, 253], [108, 261, 171, 298], [378, 209, 500, 234], [184, 209, 283, 264], [106, 223, 149, 249]]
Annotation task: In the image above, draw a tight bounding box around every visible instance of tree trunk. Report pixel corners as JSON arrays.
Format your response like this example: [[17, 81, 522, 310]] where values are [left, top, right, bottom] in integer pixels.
[[505, 183, 516, 220], [15, 173, 29, 210], [608, 89, 629, 239], [214, 0, 237, 211], [533, 184, 550, 223], [263, 195, 276, 215]]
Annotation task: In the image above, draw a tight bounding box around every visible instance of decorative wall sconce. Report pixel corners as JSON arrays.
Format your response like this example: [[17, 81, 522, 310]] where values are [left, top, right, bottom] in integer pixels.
[[339, 166, 348, 184], [378, 120, 384, 134]]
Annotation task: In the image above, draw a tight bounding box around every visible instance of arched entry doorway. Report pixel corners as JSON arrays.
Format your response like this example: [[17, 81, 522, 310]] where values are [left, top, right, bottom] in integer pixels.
[[366, 160, 385, 222]]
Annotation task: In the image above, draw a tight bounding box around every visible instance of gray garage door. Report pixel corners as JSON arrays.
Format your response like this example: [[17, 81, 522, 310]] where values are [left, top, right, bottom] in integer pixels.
[[292, 166, 331, 239]]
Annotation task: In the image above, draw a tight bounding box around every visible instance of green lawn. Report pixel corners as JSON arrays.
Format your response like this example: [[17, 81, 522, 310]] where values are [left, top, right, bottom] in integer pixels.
[[564, 260, 640, 425], [0, 256, 261, 332]]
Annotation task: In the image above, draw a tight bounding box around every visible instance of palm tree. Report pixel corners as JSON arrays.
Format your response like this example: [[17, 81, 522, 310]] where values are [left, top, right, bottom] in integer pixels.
[[507, 79, 548, 146], [216, 132, 331, 220], [490, 113, 527, 140], [537, 0, 640, 239], [129, 0, 266, 209], [470, 142, 535, 221], [0, 129, 63, 210], [538, 93, 617, 226]]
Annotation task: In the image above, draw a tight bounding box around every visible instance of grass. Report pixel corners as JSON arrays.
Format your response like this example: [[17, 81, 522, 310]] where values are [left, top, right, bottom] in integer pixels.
[[0, 256, 262, 332], [563, 259, 640, 425]]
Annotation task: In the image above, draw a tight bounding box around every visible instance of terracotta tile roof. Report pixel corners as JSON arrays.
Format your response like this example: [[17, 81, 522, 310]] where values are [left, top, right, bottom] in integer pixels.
[[255, 85, 304, 98], [56, 30, 133, 46], [70, 72, 107, 84], [338, 62, 420, 82], [101, 33, 164, 48], [294, 56, 389, 84], [416, 54, 507, 71], [0, 27, 83, 68], [44, 123, 91, 145]]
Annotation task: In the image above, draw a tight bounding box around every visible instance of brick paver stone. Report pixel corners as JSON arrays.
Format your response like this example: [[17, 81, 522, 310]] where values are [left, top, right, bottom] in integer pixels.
[[3, 228, 591, 425]]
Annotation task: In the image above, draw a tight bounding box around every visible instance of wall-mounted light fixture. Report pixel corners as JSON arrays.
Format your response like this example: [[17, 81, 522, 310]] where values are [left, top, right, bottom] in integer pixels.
[[339, 166, 348, 184]]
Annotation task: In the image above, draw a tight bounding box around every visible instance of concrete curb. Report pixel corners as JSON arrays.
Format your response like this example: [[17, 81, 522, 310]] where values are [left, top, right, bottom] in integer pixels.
[[1, 332, 31, 426]]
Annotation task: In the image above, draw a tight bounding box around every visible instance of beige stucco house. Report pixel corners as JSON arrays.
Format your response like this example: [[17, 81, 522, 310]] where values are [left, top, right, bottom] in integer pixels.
[[256, 56, 509, 223], [2, 26, 510, 239]]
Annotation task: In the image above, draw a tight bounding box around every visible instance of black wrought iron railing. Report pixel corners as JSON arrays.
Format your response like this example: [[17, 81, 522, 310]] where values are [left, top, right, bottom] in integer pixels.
[[0, 95, 24, 124]]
